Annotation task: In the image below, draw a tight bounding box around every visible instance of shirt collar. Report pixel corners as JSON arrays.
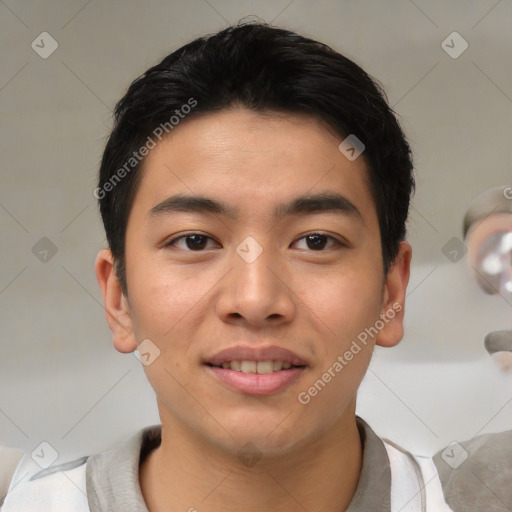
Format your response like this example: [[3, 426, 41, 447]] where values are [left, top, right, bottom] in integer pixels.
[[86, 415, 391, 511]]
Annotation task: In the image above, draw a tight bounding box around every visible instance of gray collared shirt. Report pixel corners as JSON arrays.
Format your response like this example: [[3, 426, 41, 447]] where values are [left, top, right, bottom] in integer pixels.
[[85, 415, 392, 511], [9, 415, 510, 510]]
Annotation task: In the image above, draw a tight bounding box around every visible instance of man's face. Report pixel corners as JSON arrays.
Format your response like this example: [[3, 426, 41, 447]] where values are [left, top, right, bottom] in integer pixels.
[[104, 108, 408, 456]]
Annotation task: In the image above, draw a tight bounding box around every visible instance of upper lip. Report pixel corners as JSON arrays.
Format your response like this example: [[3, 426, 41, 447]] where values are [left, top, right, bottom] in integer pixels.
[[206, 345, 308, 367]]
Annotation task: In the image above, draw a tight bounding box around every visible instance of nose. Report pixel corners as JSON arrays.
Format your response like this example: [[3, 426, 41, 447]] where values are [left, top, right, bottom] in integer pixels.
[[215, 241, 296, 329]]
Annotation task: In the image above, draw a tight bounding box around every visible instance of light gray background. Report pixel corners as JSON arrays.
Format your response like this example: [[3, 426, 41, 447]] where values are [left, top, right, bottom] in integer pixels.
[[1, 0, 511, 463]]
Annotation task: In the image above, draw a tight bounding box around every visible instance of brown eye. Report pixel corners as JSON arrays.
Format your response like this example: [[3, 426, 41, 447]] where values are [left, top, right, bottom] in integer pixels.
[[184, 235, 208, 250], [165, 234, 218, 251], [293, 233, 342, 251], [305, 234, 328, 250]]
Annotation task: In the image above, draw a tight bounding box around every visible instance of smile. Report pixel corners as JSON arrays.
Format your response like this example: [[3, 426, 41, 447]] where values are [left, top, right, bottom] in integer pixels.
[[205, 362, 307, 396], [208, 360, 303, 373]]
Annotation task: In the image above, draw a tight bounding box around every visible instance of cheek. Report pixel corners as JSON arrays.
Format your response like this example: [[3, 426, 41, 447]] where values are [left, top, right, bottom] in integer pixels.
[[296, 282, 379, 424], [127, 264, 197, 343], [298, 265, 383, 346]]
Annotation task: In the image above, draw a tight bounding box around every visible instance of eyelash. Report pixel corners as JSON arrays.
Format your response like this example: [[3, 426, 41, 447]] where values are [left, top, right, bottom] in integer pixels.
[[163, 232, 345, 252]]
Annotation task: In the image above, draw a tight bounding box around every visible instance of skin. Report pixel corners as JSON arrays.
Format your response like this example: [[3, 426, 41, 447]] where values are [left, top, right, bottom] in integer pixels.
[[95, 107, 411, 512]]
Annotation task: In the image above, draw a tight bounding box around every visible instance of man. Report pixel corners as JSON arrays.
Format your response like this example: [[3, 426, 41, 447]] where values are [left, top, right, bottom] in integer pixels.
[[2, 21, 511, 512]]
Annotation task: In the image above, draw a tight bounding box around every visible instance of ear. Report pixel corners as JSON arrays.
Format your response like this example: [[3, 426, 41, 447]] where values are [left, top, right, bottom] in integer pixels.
[[375, 241, 412, 348], [95, 249, 137, 353]]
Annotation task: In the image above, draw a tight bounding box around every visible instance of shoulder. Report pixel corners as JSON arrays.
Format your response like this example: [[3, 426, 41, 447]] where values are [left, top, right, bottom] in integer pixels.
[[432, 429, 512, 511], [0, 446, 24, 503], [1, 425, 160, 511], [1, 454, 90, 511]]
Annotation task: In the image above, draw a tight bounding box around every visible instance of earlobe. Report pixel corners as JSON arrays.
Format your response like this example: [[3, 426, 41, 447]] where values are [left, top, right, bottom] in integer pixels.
[[375, 241, 412, 348], [94, 249, 138, 354]]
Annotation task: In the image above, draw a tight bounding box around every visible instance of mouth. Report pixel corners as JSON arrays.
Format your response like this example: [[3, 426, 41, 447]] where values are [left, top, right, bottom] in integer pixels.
[[206, 360, 306, 373], [204, 346, 308, 395]]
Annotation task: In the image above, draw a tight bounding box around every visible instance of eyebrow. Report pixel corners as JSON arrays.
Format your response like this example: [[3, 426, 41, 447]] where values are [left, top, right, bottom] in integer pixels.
[[148, 192, 363, 223]]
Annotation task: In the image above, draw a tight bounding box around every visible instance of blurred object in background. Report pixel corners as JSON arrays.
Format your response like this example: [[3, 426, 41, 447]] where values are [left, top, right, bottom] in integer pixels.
[[464, 184, 512, 374], [464, 185, 512, 301], [485, 330, 512, 374]]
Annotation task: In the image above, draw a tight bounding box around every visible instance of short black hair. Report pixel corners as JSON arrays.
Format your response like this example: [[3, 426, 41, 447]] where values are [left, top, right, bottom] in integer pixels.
[[96, 21, 414, 296]]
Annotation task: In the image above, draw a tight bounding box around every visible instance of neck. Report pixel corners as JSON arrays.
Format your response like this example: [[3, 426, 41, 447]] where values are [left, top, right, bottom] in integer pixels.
[[140, 412, 363, 512]]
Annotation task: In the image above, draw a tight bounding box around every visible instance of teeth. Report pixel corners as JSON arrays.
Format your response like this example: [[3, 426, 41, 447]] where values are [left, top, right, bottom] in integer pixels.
[[240, 361, 257, 374], [217, 360, 298, 373], [256, 361, 274, 374]]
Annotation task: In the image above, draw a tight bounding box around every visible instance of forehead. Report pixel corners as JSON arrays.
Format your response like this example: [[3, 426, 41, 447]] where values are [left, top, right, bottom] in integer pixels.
[[130, 108, 377, 227]]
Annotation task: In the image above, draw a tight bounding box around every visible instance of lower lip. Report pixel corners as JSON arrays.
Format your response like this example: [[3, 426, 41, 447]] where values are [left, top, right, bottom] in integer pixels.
[[206, 366, 306, 396]]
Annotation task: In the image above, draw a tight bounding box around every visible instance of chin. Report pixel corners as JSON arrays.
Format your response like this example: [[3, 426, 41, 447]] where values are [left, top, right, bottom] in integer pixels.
[[222, 412, 319, 457]]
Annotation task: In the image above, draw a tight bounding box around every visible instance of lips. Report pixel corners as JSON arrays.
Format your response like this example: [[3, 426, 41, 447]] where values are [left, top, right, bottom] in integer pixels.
[[204, 345, 308, 395]]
